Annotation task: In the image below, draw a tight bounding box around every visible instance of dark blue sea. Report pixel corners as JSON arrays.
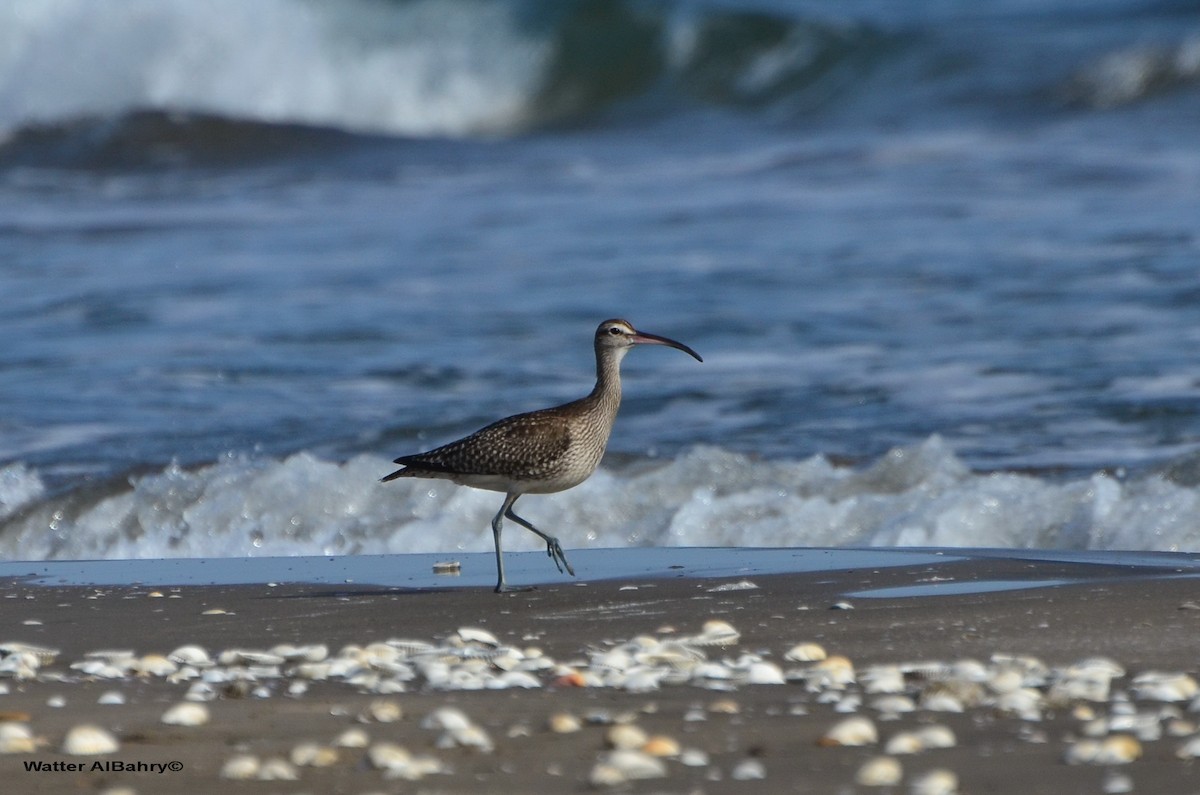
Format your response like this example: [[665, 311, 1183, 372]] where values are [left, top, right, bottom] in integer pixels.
[[2, 0, 1199, 563]]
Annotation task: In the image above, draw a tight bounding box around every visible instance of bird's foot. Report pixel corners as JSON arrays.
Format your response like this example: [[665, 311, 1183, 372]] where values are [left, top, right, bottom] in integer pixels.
[[545, 538, 576, 577]]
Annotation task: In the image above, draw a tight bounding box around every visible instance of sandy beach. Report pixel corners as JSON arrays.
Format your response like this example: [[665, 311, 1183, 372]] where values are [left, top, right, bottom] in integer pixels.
[[2, 550, 1200, 793]]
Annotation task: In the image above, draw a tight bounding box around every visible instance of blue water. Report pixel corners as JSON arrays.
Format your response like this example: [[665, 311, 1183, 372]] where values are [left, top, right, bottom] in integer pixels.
[[2, 0, 1200, 560]]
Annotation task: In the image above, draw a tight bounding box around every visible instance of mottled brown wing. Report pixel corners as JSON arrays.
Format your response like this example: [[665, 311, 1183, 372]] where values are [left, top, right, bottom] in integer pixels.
[[392, 408, 573, 481]]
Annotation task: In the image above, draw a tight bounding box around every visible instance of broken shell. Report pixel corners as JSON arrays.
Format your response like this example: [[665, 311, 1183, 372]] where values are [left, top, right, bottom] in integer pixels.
[[856, 756, 903, 787], [819, 716, 878, 747], [62, 725, 119, 755], [161, 702, 209, 727]]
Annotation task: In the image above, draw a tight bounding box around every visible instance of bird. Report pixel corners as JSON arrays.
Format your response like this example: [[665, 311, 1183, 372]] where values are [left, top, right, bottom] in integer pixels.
[[381, 318, 702, 592]]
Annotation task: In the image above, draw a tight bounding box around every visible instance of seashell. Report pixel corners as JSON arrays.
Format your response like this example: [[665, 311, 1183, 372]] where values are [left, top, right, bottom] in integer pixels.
[[708, 698, 740, 715], [62, 725, 119, 755], [367, 742, 411, 771], [856, 755, 903, 787], [287, 680, 309, 697], [1176, 734, 1200, 759], [818, 716, 878, 747], [361, 699, 403, 723], [97, 691, 125, 705], [916, 725, 957, 750], [884, 732, 924, 755], [493, 670, 541, 689], [679, 747, 710, 766], [784, 642, 826, 662], [990, 653, 1050, 684], [588, 762, 627, 788], [621, 670, 663, 693], [168, 645, 213, 668], [807, 655, 856, 689], [910, 768, 959, 795], [219, 754, 260, 780], [642, 735, 681, 757], [995, 687, 1043, 720], [548, 712, 582, 733], [0, 723, 39, 754], [271, 643, 328, 662], [1066, 735, 1142, 765], [606, 724, 648, 750], [601, 749, 668, 780], [46, 695, 66, 708], [861, 665, 906, 694], [290, 742, 339, 767], [987, 668, 1025, 694], [871, 695, 917, 717], [731, 758, 767, 780], [256, 757, 298, 780], [132, 654, 177, 677], [421, 706, 472, 732], [0, 642, 59, 665], [384, 753, 447, 781], [184, 681, 217, 702], [1131, 671, 1198, 702], [918, 685, 965, 712], [744, 661, 786, 685], [438, 723, 494, 753], [690, 620, 741, 647], [834, 693, 863, 713], [456, 627, 500, 646], [218, 649, 286, 667], [161, 702, 209, 727], [333, 727, 370, 748]]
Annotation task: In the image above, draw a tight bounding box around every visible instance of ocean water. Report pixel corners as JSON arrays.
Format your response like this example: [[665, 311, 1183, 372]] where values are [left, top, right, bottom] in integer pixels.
[[2, 0, 1200, 563]]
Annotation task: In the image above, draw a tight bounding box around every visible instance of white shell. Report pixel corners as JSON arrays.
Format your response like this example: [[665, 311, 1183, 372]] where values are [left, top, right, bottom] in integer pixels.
[[910, 768, 959, 795], [61, 725, 119, 756], [0, 723, 38, 754], [731, 758, 766, 780], [219, 754, 261, 780], [161, 702, 210, 727], [606, 724, 648, 750], [856, 755, 903, 786], [456, 627, 500, 646], [290, 742, 339, 767], [334, 727, 370, 748], [256, 757, 298, 780], [820, 716, 878, 746], [784, 642, 826, 662]]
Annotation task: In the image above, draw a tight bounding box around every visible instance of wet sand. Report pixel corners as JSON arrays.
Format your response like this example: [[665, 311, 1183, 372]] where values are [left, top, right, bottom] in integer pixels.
[[3, 550, 1200, 793]]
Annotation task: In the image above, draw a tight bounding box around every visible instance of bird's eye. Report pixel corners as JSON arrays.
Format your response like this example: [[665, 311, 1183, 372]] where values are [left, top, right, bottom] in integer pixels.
[[608, 326, 623, 335]]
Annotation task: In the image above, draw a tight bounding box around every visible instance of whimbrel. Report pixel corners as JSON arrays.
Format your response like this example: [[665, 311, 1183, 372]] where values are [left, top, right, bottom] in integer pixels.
[[381, 319, 702, 592]]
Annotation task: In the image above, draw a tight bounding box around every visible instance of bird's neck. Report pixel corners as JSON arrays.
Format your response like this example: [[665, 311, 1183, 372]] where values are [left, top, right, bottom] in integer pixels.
[[588, 345, 626, 417]]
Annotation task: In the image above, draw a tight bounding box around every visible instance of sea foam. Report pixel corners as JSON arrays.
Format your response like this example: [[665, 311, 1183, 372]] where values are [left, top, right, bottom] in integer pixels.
[[2, 437, 1199, 561]]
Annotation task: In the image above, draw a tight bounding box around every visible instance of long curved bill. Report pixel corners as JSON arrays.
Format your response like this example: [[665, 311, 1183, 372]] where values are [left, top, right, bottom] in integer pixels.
[[630, 329, 703, 362]]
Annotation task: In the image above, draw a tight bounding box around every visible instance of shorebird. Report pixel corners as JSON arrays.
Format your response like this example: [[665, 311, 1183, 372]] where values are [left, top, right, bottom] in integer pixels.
[[381, 319, 702, 592]]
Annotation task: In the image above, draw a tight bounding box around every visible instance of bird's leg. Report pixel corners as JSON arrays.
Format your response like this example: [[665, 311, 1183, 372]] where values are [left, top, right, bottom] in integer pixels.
[[491, 495, 514, 593], [505, 499, 576, 578]]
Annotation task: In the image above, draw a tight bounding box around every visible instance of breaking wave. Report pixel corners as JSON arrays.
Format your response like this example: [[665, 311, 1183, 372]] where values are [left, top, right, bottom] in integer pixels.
[[3, 437, 1200, 561]]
